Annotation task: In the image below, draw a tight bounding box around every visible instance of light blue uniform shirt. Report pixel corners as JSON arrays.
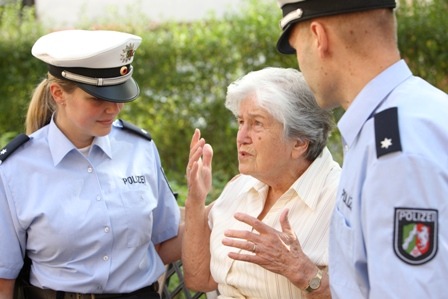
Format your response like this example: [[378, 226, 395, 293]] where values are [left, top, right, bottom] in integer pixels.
[[0, 119, 180, 293], [330, 60, 448, 298]]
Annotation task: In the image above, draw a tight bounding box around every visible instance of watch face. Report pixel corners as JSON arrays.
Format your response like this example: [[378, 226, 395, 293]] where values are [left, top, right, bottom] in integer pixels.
[[310, 277, 321, 289]]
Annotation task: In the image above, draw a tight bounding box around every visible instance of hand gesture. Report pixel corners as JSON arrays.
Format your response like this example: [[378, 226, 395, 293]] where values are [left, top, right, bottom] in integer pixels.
[[222, 209, 316, 287], [186, 129, 213, 204]]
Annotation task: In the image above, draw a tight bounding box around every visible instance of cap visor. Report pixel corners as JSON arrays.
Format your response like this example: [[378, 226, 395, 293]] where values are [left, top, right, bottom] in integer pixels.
[[76, 78, 140, 103], [277, 25, 298, 55]]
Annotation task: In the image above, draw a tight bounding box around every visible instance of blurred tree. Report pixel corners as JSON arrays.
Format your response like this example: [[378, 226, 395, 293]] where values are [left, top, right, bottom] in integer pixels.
[[0, 0, 446, 203]]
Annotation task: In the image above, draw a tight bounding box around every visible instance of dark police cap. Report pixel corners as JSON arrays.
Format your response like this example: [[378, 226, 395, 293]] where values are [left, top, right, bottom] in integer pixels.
[[277, 0, 396, 54], [32, 30, 142, 103]]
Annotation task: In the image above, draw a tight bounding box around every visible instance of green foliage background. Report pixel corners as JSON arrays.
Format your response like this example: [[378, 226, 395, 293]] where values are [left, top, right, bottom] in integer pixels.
[[0, 0, 447, 204]]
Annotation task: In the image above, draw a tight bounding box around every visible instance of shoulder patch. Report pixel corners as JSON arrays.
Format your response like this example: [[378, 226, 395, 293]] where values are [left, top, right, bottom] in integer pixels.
[[374, 107, 402, 158], [118, 119, 152, 141], [0, 134, 30, 165], [394, 207, 438, 265]]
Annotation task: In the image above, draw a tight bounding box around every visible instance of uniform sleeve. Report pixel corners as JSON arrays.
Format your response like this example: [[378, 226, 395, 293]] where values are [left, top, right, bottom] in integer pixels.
[[0, 172, 26, 279], [362, 153, 448, 297], [149, 143, 180, 245]]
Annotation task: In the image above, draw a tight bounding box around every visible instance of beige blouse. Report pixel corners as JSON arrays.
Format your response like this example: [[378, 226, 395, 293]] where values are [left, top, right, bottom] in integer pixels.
[[208, 147, 341, 299]]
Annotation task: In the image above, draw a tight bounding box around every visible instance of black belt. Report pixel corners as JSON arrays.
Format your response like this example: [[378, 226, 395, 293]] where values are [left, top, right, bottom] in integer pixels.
[[24, 282, 159, 299]]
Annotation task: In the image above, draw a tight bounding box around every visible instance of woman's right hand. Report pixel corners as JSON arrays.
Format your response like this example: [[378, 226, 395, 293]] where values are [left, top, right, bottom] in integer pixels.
[[183, 129, 217, 292], [186, 129, 213, 205]]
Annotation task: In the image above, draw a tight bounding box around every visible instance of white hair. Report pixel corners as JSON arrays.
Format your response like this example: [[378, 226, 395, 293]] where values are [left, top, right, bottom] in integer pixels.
[[225, 67, 333, 161]]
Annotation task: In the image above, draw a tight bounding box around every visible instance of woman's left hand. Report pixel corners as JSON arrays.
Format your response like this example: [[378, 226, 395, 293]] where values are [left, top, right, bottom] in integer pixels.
[[222, 209, 318, 290]]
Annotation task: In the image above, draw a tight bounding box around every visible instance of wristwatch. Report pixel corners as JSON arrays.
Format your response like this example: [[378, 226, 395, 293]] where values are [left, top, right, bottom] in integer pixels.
[[305, 269, 323, 293]]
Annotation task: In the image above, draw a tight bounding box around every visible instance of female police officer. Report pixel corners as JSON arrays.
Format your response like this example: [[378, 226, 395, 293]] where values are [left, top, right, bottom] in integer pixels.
[[0, 30, 181, 299]]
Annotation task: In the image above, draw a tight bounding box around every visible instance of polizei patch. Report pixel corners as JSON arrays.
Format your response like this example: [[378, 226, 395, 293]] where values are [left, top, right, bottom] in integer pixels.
[[394, 208, 438, 265]]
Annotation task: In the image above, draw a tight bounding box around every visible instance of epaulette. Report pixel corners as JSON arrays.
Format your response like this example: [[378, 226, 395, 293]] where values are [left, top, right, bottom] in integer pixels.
[[374, 107, 402, 158], [118, 119, 152, 141], [0, 134, 30, 165]]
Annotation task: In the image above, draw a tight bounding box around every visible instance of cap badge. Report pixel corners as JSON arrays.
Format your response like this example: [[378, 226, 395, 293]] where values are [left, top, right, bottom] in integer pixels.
[[121, 43, 135, 63], [120, 66, 129, 76]]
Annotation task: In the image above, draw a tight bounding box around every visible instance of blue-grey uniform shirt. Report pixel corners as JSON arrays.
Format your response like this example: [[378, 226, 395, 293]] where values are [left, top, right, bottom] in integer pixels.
[[330, 60, 448, 298], [0, 119, 180, 293]]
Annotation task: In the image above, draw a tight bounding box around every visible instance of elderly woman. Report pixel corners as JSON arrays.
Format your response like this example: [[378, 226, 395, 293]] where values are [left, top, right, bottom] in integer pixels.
[[182, 67, 341, 299]]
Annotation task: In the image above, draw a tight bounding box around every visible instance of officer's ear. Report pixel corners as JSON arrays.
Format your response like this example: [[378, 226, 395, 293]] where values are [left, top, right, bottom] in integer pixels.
[[49, 83, 65, 105], [309, 20, 329, 58]]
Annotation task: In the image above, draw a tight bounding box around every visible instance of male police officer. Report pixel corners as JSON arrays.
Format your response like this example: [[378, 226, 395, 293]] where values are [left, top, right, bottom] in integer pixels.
[[275, 0, 448, 298]]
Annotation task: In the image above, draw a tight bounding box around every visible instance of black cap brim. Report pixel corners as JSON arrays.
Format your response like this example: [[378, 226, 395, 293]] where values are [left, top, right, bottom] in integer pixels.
[[76, 77, 140, 103], [277, 0, 397, 55], [276, 23, 298, 55]]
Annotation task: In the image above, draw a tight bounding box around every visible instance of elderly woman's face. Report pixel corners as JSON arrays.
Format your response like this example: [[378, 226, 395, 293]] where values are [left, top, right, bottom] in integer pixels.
[[236, 97, 296, 182]]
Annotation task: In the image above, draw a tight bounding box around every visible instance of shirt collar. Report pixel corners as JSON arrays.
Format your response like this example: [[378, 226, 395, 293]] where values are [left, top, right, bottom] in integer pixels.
[[338, 59, 412, 148], [48, 117, 112, 166], [292, 147, 336, 210], [92, 134, 112, 159]]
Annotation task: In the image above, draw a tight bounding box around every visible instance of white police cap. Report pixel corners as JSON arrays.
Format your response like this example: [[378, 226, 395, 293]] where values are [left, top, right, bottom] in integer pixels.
[[32, 30, 142, 103], [276, 0, 396, 54]]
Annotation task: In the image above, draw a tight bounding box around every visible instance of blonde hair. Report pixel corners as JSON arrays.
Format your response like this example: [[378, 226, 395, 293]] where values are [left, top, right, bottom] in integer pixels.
[[25, 74, 77, 134]]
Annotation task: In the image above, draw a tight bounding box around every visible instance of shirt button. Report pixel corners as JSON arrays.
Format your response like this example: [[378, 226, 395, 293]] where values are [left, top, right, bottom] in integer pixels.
[[104, 226, 110, 233], [96, 195, 101, 201], [103, 256, 109, 261], [87, 166, 93, 173]]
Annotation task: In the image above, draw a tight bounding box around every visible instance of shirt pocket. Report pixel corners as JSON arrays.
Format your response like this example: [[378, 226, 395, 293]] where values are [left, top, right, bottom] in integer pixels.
[[330, 203, 357, 292], [121, 189, 157, 247]]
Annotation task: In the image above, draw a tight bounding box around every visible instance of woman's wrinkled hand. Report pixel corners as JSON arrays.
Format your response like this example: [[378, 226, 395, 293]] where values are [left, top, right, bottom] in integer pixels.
[[186, 129, 213, 205]]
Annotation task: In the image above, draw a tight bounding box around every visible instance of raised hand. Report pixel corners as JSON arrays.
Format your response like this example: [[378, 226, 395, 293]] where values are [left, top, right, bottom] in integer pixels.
[[186, 128, 214, 205]]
